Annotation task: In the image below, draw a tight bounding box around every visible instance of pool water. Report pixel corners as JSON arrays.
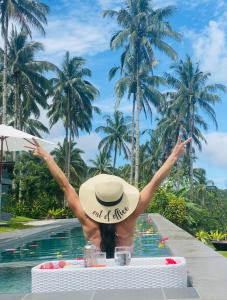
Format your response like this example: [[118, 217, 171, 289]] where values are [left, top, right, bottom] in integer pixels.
[[0, 217, 170, 294]]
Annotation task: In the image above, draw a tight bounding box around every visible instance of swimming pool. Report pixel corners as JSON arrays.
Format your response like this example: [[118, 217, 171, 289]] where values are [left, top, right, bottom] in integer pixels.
[[0, 216, 170, 294]]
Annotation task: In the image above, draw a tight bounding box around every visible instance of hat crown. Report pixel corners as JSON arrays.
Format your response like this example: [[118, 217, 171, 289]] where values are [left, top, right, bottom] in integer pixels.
[[95, 181, 123, 203]]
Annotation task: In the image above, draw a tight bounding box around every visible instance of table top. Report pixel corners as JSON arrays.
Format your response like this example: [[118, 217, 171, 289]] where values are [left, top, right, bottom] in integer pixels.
[[32, 257, 186, 272]]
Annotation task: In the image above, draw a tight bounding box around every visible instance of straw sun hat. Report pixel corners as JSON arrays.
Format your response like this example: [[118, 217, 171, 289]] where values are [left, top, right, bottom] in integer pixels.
[[79, 174, 140, 224]]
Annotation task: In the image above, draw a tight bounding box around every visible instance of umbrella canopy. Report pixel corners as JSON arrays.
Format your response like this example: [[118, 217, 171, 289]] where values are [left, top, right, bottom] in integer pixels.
[[0, 124, 54, 152]]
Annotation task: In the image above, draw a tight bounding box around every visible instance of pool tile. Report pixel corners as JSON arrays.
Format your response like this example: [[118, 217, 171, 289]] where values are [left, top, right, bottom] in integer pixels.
[[163, 287, 200, 299], [93, 288, 164, 300], [23, 290, 94, 300]]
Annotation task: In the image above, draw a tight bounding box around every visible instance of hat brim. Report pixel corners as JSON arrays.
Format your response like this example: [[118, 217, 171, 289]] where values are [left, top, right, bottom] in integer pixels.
[[79, 174, 140, 224]]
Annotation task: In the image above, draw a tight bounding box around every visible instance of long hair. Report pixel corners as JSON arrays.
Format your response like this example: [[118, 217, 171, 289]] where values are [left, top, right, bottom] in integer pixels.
[[99, 223, 116, 258]]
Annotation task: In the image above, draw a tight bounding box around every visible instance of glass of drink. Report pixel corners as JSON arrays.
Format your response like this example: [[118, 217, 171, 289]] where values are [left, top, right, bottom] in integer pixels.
[[114, 246, 131, 266], [92, 251, 107, 267]]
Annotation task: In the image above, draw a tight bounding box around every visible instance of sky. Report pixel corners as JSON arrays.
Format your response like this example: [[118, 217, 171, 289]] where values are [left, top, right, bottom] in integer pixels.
[[30, 0, 227, 188]]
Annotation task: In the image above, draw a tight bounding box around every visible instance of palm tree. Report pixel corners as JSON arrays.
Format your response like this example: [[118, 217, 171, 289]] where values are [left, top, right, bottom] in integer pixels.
[[96, 111, 131, 169], [164, 55, 226, 190], [20, 118, 49, 137], [51, 139, 87, 190], [89, 150, 112, 176], [48, 51, 99, 183], [5, 28, 55, 130], [104, 0, 180, 186], [0, 0, 49, 124], [193, 168, 216, 207], [109, 53, 164, 183]]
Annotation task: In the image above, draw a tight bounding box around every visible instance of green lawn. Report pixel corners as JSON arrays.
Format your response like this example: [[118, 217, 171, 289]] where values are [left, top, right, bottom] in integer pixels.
[[10, 216, 34, 223], [218, 251, 227, 258], [0, 215, 35, 233]]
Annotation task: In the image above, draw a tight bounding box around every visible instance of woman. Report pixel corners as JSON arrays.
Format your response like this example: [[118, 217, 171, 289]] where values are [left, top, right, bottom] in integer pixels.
[[26, 136, 191, 258]]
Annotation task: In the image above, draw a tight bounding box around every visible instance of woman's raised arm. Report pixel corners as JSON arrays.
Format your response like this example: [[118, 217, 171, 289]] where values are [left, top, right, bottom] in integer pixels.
[[133, 136, 192, 217], [25, 139, 86, 223]]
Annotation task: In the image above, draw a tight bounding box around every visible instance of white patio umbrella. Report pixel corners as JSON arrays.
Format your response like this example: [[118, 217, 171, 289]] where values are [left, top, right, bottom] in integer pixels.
[[0, 124, 54, 220]]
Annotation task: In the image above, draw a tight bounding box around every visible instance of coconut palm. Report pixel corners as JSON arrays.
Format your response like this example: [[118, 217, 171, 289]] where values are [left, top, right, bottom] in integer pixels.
[[109, 53, 164, 183], [193, 168, 216, 207], [164, 55, 226, 189], [48, 51, 99, 183], [0, 0, 49, 124], [96, 111, 131, 169], [4, 28, 55, 129], [89, 150, 112, 176], [104, 0, 180, 186]]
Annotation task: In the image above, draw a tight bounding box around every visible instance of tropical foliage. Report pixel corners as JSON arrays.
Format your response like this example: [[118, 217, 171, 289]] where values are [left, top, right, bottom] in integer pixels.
[[0, 0, 49, 124], [96, 111, 131, 169]]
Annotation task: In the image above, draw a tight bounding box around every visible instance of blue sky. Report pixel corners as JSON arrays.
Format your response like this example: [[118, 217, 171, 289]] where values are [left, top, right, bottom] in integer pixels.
[[33, 0, 227, 188]]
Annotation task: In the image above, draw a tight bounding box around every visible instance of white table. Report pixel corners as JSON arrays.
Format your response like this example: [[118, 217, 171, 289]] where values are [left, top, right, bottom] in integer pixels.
[[32, 257, 187, 293]]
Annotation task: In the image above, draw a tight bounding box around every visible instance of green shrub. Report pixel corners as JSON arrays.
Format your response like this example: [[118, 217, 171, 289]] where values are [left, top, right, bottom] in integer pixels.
[[146, 187, 186, 226], [209, 230, 227, 241], [47, 208, 68, 219], [195, 230, 210, 244], [164, 195, 186, 226]]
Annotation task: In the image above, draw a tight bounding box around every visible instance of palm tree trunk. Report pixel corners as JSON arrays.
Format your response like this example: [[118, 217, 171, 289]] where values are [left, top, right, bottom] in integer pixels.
[[113, 143, 117, 169], [63, 91, 70, 208], [130, 94, 136, 184], [14, 77, 20, 129], [2, 17, 9, 124], [68, 125, 72, 182], [189, 94, 194, 200], [135, 56, 141, 187]]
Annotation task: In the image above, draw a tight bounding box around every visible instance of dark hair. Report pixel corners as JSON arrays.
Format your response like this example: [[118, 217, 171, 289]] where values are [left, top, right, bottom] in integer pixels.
[[99, 223, 116, 258]]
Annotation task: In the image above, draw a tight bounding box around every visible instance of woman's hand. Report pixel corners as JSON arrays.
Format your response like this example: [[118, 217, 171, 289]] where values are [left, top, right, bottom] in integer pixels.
[[24, 138, 50, 160], [171, 136, 192, 160]]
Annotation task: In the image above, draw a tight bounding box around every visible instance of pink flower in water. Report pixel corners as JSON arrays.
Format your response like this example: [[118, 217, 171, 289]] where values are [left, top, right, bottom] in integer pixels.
[[147, 215, 153, 224], [5, 248, 16, 252], [160, 237, 169, 243], [165, 258, 177, 265]]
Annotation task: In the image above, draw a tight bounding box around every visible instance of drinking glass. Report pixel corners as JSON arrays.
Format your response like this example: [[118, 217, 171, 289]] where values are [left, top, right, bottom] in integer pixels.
[[114, 246, 131, 266], [93, 251, 106, 267]]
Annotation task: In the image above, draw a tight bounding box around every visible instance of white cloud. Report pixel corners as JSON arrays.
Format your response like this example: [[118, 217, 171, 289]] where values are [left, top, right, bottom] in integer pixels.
[[97, 101, 133, 114], [34, 17, 115, 61], [198, 132, 227, 168], [32, 1, 119, 62], [192, 20, 227, 85], [184, 4, 227, 85], [76, 133, 101, 162]]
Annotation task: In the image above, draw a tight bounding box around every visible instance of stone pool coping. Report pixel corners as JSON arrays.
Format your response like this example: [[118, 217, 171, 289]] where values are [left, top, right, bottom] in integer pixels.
[[151, 213, 227, 300]]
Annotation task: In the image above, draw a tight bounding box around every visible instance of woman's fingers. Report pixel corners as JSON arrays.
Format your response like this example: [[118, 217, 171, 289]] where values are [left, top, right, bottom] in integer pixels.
[[183, 137, 192, 146], [24, 138, 36, 146], [32, 138, 40, 147], [177, 135, 182, 144], [24, 145, 36, 150]]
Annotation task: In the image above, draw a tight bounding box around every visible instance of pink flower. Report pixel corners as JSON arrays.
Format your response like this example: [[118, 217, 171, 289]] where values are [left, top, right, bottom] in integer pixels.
[[40, 262, 55, 269], [165, 258, 177, 265], [58, 260, 66, 268]]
